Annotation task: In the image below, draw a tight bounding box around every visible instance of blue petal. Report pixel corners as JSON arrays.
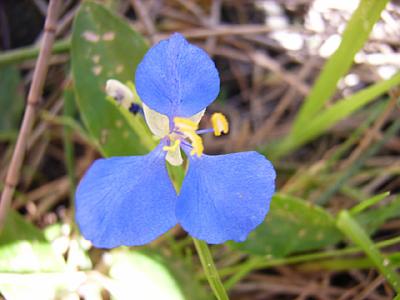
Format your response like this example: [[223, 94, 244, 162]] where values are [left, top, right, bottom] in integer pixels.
[[135, 33, 220, 117], [75, 146, 177, 248], [176, 152, 276, 244]]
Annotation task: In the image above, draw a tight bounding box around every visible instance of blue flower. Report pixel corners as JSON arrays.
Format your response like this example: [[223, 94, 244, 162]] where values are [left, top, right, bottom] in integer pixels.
[[76, 33, 276, 248]]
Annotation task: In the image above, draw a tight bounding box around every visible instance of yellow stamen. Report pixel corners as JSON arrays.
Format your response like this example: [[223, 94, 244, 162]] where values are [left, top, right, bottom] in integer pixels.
[[185, 131, 204, 157], [163, 139, 181, 152], [174, 117, 198, 132], [173, 117, 204, 157], [211, 113, 229, 136]]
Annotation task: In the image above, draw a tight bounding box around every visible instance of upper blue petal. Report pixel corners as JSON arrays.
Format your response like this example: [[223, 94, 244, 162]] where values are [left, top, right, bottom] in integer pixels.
[[176, 152, 276, 244], [135, 33, 220, 117], [75, 145, 177, 248]]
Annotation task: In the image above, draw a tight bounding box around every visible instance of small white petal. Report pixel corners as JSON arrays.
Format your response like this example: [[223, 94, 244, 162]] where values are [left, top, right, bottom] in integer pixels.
[[166, 146, 183, 166], [106, 79, 134, 109], [143, 104, 170, 138]]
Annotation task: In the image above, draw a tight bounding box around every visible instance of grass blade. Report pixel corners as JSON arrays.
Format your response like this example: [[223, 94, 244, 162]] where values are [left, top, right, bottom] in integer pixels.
[[296, 72, 400, 144], [269, 73, 400, 158], [337, 211, 400, 293], [293, 0, 389, 132]]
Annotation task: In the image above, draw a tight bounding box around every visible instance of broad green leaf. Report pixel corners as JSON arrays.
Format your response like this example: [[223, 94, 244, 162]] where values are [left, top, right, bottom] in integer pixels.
[[0, 211, 65, 272], [0, 217, 93, 299], [0, 66, 23, 133], [164, 252, 211, 300], [71, 1, 155, 156], [293, 0, 390, 132], [107, 249, 209, 300], [0, 272, 87, 300], [233, 194, 400, 257], [232, 194, 342, 257], [44, 223, 92, 270]]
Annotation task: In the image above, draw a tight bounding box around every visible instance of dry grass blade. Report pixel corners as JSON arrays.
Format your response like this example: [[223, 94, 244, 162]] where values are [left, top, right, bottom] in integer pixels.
[[0, 0, 61, 229], [340, 88, 400, 169], [130, 0, 157, 43]]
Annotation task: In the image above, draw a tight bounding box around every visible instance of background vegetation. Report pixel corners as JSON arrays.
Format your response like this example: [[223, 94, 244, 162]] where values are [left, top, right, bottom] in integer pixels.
[[0, 0, 399, 299]]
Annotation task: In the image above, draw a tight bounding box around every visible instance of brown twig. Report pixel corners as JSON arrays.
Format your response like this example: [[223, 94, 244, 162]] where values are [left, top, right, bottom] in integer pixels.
[[204, 0, 221, 53], [0, 0, 61, 229], [248, 51, 310, 95], [176, 0, 207, 21], [353, 275, 386, 300], [130, 0, 157, 43], [340, 88, 399, 170], [250, 58, 316, 145], [157, 24, 273, 39]]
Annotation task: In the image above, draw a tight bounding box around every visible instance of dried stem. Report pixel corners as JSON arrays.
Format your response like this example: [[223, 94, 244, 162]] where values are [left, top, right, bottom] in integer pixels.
[[130, 0, 157, 43], [340, 88, 400, 169], [0, 0, 61, 229]]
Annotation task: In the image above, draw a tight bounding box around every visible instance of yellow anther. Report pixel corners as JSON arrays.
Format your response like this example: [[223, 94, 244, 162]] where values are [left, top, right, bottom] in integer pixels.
[[173, 117, 204, 157], [163, 139, 181, 152], [184, 131, 204, 157], [174, 117, 198, 132], [211, 113, 229, 136]]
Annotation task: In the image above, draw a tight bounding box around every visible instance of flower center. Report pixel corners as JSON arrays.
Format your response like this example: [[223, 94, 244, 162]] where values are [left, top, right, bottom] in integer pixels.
[[162, 139, 181, 152], [172, 117, 204, 157], [162, 113, 229, 160], [104, 79, 229, 163]]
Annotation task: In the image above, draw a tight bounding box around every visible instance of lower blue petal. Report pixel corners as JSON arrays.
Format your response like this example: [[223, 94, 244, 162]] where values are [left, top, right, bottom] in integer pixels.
[[176, 152, 276, 244], [75, 145, 177, 248]]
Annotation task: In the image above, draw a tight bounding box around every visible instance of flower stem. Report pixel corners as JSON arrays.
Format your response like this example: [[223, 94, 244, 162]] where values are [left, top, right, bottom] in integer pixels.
[[192, 238, 229, 300]]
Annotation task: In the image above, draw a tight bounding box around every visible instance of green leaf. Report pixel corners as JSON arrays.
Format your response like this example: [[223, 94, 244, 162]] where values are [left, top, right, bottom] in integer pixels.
[[268, 0, 392, 159], [0, 66, 23, 132], [349, 192, 390, 215], [0, 272, 88, 300], [337, 211, 400, 293], [0, 217, 93, 299], [355, 195, 400, 234], [0, 39, 70, 66], [269, 72, 400, 158], [167, 256, 211, 300], [294, 73, 400, 148], [71, 1, 155, 156], [233, 194, 400, 258], [107, 249, 208, 300], [0, 211, 65, 273], [232, 194, 342, 257], [293, 0, 390, 132]]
